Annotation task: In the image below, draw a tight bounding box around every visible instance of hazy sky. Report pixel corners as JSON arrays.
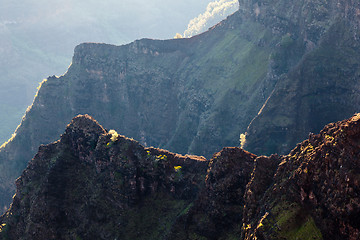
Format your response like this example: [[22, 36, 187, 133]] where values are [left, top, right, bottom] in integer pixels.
[[0, 0, 239, 144], [0, 0, 238, 44]]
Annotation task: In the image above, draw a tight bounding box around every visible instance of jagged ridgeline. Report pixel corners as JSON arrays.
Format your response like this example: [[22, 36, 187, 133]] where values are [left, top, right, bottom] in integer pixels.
[[1, 0, 360, 213], [1, 114, 360, 239]]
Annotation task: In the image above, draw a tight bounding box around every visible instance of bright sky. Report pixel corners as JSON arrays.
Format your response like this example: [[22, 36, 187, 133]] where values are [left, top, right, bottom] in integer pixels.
[[0, 0, 239, 144], [0, 0, 238, 43]]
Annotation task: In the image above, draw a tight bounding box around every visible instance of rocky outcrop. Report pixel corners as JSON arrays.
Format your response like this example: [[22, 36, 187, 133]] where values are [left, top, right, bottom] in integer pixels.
[[0, 9, 278, 210], [0, 115, 208, 239], [239, 0, 360, 39], [168, 147, 257, 239], [242, 114, 360, 240], [1, 0, 360, 216], [2, 114, 360, 239], [244, 0, 360, 155]]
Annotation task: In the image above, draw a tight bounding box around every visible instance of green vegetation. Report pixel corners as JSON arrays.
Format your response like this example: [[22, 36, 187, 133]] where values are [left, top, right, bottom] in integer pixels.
[[279, 33, 294, 48], [0, 223, 7, 232], [156, 155, 168, 162], [179, 202, 193, 217], [197, 22, 272, 94], [171, 20, 276, 155], [188, 233, 208, 240], [122, 192, 189, 240], [272, 115, 293, 128], [246, 18, 360, 155], [174, 166, 182, 172], [174, 166, 183, 182], [260, 201, 323, 240], [0, 223, 9, 240]]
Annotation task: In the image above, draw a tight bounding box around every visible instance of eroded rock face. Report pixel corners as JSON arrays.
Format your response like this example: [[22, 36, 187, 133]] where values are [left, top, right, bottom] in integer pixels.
[[1, 0, 360, 213], [2, 114, 360, 239], [0, 10, 277, 210], [0, 115, 208, 239], [244, 0, 360, 155], [171, 147, 257, 239], [1, 0, 360, 235], [243, 114, 360, 240]]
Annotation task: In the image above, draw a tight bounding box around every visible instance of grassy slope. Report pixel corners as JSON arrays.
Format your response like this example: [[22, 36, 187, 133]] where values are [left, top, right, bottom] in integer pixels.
[[167, 19, 275, 156], [246, 19, 360, 155]]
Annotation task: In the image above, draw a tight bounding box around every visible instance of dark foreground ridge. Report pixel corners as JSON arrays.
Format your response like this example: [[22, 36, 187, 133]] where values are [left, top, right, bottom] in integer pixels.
[[1, 0, 360, 214], [0, 114, 360, 239]]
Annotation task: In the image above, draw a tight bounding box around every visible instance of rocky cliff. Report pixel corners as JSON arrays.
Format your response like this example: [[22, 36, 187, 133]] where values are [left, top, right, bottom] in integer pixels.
[[0, 9, 276, 209], [1, 114, 360, 239], [1, 0, 360, 212], [0, 115, 208, 239], [242, 113, 360, 240], [243, 0, 360, 154]]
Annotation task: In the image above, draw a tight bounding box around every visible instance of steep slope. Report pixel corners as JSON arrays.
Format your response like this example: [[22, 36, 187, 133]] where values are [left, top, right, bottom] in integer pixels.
[[2, 0, 360, 212], [0, 115, 207, 239], [243, 0, 360, 155], [168, 147, 259, 240], [0, 0, 217, 145], [0, 9, 279, 209], [242, 113, 360, 240], [2, 114, 360, 239]]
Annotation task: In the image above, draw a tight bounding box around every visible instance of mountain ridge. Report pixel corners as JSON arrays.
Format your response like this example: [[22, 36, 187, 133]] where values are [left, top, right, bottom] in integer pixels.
[[0, 9, 275, 209], [1, 113, 360, 239], [0, 0, 360, 213], [0, 114, 208, 239]]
